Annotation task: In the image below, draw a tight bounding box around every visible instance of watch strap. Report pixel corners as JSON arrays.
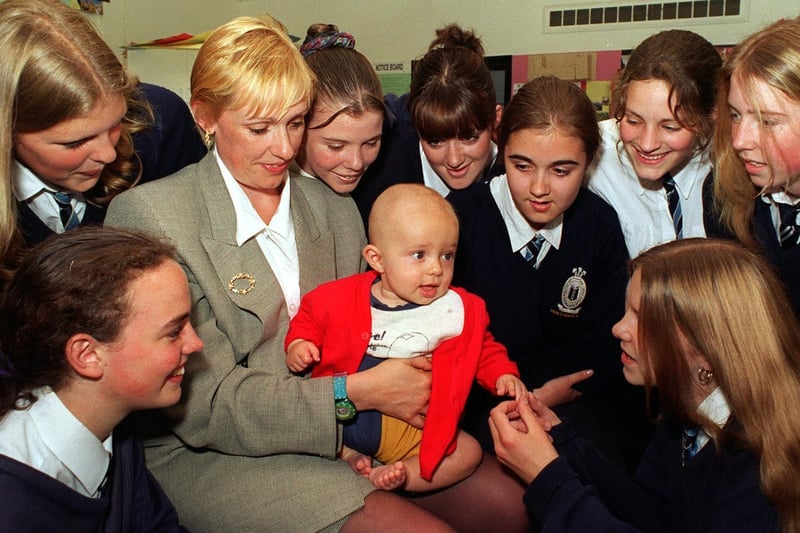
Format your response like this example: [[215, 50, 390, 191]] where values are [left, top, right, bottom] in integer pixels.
[[333, 372, 348, 400]]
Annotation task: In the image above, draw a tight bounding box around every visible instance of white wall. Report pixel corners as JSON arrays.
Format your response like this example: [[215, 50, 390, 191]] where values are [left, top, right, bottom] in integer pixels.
[[90, 0, 800, 96]]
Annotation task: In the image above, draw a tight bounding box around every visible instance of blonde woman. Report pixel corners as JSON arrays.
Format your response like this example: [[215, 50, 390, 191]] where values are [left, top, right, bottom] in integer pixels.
[[490, 238, 800, 532], [713, 16, 800, 316], [0, 0, 203, 282], [107, 14, 528, 533]]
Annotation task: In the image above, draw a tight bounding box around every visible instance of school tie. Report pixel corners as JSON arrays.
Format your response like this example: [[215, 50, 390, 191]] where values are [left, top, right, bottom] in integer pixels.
[[51, 191, 79, 231], [98, 458, 114, 498], [663, 176, 683, 239], [777, 202, 800, 249], [520, 233, 546, 269], [681, 426, 700, 465]]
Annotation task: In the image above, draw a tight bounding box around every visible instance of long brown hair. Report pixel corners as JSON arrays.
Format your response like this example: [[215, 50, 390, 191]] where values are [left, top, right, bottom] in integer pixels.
[[408, 24, 496, 142], [301, 23, 383, 130], [611, 30, 721, 150], [632, 238, 800, 533], [498, 76, 600, 168]]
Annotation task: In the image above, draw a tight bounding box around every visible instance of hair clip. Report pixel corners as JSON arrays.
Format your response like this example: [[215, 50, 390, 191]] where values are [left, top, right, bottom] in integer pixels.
[[299, 31, 355, 57]]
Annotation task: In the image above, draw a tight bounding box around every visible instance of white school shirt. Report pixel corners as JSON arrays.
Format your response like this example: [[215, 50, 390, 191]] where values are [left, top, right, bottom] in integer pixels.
[[762, 191, 800, 240], [12, 160, 87, 233], [588, 119, 711, 258], [0, 388, 112, 497], [490, 174, 563, 269], [216, 149, 301, 318], [420, 141, 499, 198], [694, 387, 731, 452]]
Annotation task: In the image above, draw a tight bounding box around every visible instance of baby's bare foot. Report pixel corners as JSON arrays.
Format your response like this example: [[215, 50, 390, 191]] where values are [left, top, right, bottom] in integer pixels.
[[344, 451, 373, 477], [369, 461, 408, 490]]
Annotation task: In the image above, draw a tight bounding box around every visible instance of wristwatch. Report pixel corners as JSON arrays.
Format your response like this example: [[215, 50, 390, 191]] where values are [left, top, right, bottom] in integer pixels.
[[333, 372, 357, 421]]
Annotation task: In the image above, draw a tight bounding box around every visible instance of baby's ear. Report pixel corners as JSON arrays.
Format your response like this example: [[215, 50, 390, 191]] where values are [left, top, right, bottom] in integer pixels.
[[362, 244, 385, 273], [64, 333, 105, 380]]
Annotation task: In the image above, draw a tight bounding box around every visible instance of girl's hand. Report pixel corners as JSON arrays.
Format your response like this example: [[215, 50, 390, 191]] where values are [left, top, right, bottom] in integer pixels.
[[489, 393, 560, 484], [533, 369, 594, 407]]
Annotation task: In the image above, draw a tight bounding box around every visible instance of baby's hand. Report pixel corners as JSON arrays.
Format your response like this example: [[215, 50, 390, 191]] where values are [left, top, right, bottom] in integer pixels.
[[496, 374, 528, 399], [286, 339, 321, 373]]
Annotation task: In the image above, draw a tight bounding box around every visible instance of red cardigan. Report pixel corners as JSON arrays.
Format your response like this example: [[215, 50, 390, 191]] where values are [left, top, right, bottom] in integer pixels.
[[286, 270, 519, 480]]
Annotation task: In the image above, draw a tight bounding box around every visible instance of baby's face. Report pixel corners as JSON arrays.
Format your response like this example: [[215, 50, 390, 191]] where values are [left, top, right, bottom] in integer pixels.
[[372, 211, 458, 307]]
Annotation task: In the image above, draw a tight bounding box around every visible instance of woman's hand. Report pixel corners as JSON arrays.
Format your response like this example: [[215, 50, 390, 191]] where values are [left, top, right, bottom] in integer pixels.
[[346, 356, 432, 428], [533, 369, 594, 407], [489, 393, 560, 484]]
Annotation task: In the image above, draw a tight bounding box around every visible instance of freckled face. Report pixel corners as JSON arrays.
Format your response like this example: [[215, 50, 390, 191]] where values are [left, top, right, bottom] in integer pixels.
[[300, 106, 383, 194], [14, 93, 126, 192], [100, 260, 203, 412], [618, 79, 698, 182], [504, 127, 587, 230], [728, 76, 800, 196]]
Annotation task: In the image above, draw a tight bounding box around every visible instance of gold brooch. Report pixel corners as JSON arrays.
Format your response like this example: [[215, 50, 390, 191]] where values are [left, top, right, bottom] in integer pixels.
[[228, 273, 255, 295]]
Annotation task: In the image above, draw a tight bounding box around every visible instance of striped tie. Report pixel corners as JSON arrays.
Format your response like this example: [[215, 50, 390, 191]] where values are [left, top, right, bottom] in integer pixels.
[[52, 191, 79, 231], [777, 202, 800, 249], [663, 176, 683, 239], [521, 234, 546, 269], [681, 426, 701, 466]]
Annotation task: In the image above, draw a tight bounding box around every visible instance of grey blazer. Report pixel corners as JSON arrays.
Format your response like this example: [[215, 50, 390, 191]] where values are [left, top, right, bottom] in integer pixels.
[[105, 153, 372, 532]]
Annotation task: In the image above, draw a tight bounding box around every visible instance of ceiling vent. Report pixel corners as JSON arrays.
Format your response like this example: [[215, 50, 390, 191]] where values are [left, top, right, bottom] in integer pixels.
[[548, 0, 742, 28]]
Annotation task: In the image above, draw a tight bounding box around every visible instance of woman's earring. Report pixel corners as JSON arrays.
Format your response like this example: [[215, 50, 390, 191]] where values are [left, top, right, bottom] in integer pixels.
[[697, 367, 714, 386], [203, 130, 215, 148]]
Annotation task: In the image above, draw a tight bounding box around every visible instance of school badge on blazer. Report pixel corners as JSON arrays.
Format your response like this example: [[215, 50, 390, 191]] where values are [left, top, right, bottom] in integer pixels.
[[557, 267, 587, 316]]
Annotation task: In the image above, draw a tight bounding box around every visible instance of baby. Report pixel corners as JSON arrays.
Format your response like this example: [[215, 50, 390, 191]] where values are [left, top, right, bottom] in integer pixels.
[[286, 183, 526, 491]]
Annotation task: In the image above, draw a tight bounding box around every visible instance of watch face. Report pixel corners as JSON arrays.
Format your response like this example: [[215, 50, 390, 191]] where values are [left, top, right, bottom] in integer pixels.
[[335, 399, 357, 421]]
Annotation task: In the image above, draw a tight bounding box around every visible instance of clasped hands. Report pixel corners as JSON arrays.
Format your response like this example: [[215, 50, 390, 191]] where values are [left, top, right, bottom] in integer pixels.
[[489, 392, 563, 485]]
